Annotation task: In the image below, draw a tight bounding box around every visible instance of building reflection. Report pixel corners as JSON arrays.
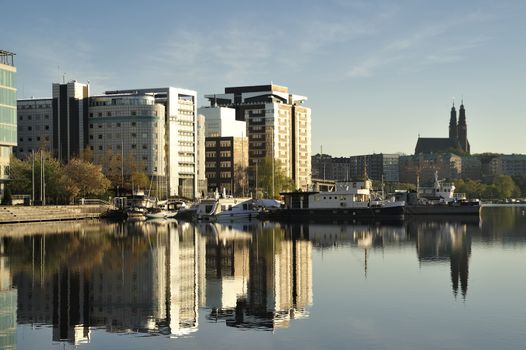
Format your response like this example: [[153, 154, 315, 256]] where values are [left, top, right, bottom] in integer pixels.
[[409, 219, 473, 299], [1, 219, 314, 345], [0, 241, 16, 350]]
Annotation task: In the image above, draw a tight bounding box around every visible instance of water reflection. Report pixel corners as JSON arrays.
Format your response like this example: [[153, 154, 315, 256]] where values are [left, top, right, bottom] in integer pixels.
[[0, 206, 524, 347]]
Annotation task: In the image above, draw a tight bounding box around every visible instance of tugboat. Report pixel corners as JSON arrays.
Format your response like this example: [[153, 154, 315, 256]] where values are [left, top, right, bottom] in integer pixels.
[[271, 179, 405, 222]]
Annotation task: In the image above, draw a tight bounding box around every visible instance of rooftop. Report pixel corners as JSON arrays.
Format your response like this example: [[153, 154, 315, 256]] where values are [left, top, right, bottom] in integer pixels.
[[0, 50, 15, 66]]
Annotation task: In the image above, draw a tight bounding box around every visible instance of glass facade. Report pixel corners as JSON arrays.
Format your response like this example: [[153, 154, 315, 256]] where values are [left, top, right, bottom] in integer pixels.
[[0, 61, 16, 146]]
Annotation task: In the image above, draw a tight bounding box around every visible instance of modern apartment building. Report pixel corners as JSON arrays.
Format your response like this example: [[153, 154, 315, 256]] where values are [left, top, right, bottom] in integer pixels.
[[88, 93, 167, 194], [204, 84, 311, 191], [16, 84, 200, 198], [106, 87, 198, 198], [0, 50, 17, 199]]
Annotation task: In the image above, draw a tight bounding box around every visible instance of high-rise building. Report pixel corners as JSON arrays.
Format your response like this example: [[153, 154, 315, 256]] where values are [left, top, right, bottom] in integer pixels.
[[204, 84, 311, 190], [52, 81, 90, 162], [0, 50, 17, 199]]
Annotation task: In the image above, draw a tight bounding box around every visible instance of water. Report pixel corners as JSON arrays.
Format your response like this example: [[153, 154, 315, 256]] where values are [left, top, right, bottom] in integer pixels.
[[0, 206, 525, 350]]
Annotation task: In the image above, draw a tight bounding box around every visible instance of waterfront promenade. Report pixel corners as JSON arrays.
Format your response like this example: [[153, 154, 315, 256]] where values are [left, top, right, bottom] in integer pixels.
[[0, 205, 110, 224]]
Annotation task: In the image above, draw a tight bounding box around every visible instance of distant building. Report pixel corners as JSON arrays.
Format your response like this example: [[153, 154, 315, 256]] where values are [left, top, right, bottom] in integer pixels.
[[311, 153, 400, 182], [415, 102, 470, 155], [460, 156, 482, 180], [204, 84, 311, 190], [399, 153, 462, 185], [0, 50, 17, 199], [488, 155, 526, 177]]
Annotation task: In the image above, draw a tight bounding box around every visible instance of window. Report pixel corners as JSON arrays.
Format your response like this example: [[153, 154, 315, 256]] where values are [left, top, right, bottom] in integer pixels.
[[131, 121, 137, 126], [89, 124, 93, 128], [89, 135, 93, 140], [107, 112, 111, 116], [131, 133, 137, 138], [28, 137, 32, 142], [37, 136, 40, 141], [19, 137, 23, 142], [98, 112, 102, 117], [131, 144, 136, 149], [28, 115, 32, 120], [45, 125, 49, 130], [116, 122, 121, 127], [142, 144, 147, 149], [98, 135, 102, 139], [98, 124, 102, 128], [19, 116, 23, 121], [98, 146, 102, 150], [28, 126, 32, 131], [89, 113, 93, 118]]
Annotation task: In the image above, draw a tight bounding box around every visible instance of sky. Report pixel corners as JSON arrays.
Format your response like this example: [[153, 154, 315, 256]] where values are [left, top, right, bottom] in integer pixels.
[[2, 0, 525, 156]]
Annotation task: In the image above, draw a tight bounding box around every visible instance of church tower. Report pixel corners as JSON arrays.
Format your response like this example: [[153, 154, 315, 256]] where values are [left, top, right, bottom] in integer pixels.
[[449, 103, 458, 141], [457, 101, 470, 154]]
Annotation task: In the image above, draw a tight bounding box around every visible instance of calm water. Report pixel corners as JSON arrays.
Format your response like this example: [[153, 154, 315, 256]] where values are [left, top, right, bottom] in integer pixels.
[[0, 206, 525, 350]]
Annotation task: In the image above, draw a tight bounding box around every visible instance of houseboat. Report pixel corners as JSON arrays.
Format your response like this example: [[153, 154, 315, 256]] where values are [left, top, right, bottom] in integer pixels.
[[271, 180, 405, 222]]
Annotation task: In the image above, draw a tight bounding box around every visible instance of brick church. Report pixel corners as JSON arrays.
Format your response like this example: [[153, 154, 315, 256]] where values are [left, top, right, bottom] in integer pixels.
[[415, 101, 470, 154]]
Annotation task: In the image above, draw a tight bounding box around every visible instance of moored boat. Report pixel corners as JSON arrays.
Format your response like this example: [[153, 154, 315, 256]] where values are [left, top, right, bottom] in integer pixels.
[[270, 180, 405, 222]]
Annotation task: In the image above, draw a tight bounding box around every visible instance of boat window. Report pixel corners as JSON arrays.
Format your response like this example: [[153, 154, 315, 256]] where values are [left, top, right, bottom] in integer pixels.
[[323, 196, 326, 199], [228, 205, 232, 211], [243, 204, 248, 210], [221, 205, 226, 211]]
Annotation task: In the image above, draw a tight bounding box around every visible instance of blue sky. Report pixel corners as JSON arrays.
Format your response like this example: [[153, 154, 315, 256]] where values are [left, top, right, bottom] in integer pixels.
[[2, 0, 525, 155]]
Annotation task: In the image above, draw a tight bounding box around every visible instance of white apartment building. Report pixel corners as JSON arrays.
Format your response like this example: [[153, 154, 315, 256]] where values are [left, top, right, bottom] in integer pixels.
[[88, 93, 166, 193], [104, 87, 198, 198], [204, 84, 311, 191]]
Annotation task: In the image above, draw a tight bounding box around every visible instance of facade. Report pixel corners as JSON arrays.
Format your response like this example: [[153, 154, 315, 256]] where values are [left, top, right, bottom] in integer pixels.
[[204, 84, 311, 191], [196, 114, 207, 197], [488, 155, 526, 177], [205, 136, 248, 195], [52, 81, 90, 162], [106, 87, 198, 198], [0, 51, 17, 199], [311, 153, 400, 182], [199, 106, 248, 195], [415, 102, 471, 155], [460, 156, 482, 180], [88, 93, 167, 194], [15, 98, 53, 157]]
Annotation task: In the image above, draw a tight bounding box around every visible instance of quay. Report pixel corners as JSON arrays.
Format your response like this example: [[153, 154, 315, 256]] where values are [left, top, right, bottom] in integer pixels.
[[0, 205, 110, 224]]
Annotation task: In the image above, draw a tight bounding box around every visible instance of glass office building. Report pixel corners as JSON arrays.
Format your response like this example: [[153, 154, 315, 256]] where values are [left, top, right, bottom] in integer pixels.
[[0, 51, 16, 199]]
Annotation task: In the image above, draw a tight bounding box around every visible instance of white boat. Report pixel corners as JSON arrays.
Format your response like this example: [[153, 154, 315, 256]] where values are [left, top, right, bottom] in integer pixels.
[[196, 197, 258, 221], [275, 179, 405, 221]]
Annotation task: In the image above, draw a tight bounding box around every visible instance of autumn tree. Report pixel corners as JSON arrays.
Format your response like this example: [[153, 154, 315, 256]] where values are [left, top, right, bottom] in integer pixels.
[[64, 158, 111, 197]]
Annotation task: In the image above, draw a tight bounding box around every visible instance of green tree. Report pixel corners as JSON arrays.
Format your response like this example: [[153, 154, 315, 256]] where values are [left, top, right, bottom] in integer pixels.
[[492, 175, 520, 198], [255, 157, 295, 199]]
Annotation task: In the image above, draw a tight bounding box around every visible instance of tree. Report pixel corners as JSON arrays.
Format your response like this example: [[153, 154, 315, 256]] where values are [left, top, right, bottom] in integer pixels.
[[64, 158, 111, 197], [254, 157, 295, 199]]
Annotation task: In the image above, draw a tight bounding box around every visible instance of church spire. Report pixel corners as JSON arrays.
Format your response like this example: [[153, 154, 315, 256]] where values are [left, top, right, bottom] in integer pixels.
[[449, 102, 457, 141]]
